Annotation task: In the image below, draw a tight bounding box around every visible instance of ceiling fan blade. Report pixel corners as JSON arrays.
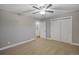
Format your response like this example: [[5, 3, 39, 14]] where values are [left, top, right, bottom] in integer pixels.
[[46, 4, 52, 9], [32, 6, 40, 10], [0, 9, 17, 15], [32, 11, 40, 14], [17, 13, 22, 16], [46, 10, 54, 13], [21, 9, 35, 14], [17, 9, 36, 16], [53, 8, 68, 11], [24, 9, 35, 12]]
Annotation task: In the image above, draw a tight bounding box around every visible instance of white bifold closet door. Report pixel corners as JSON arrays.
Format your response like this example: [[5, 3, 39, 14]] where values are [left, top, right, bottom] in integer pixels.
[[51, 20, 61, 41], [51, 17, 72, 43], [60, 18, 72, 43]]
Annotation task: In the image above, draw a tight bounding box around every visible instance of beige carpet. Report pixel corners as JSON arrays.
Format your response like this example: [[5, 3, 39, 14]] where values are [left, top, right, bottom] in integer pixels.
[[0, 38, 79, 55]]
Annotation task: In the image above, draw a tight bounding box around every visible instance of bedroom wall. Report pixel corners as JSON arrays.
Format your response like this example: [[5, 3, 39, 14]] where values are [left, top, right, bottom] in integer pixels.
[[0, 10, 36, 48], [45, 20, 51, 38], [72, 13, 79, 44]]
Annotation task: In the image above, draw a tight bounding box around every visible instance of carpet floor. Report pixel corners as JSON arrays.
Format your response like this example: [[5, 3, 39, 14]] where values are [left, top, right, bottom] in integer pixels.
[[0, 38, 79, 55]]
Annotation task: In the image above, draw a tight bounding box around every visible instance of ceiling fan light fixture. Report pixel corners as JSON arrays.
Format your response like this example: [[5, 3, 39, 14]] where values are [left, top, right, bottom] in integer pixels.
[[40, 11, 45, 15]]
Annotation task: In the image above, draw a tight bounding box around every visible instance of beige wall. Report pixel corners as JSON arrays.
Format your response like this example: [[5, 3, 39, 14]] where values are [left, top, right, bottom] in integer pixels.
[[45, 20, 51, 38], [72, 13, 79, 44], [0, 10, 36, 48]]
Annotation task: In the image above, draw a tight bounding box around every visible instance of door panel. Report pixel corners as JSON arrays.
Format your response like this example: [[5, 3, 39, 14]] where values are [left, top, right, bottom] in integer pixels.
[[51, 20, 61, 41], [61, 19, 72, 43]]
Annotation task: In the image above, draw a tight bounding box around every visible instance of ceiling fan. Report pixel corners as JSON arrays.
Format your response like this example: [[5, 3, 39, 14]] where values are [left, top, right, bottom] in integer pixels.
[[18, 4, 54, 15], [32, 4, 54, 14]]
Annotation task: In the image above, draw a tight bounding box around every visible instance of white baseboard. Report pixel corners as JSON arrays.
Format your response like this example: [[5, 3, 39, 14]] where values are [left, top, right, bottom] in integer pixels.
[[70, 42, 79, 46], [47, 38, 79, 46], [0, 38, 35, 51]]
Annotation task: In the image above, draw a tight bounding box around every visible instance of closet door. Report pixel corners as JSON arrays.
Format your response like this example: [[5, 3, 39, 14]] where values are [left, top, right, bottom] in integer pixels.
[[51, 20, 61, 41], [61, 19, 72, 43]]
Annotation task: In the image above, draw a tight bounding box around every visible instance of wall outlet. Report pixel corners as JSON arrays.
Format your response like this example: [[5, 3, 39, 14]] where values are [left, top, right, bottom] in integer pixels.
[[8, 42, 11, 44]]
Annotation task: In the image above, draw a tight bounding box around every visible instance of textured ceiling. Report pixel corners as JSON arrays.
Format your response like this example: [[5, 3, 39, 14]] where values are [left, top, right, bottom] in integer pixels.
[[0, 4, 79, 20]]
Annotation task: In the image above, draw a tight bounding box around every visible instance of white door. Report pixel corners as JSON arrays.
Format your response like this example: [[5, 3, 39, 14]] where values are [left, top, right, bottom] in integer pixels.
[[61, 19, 72, 43], [51, 20, 61, 41]]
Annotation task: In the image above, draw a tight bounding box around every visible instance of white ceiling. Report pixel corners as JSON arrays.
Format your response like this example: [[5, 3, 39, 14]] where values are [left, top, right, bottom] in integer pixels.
[[0, 4, 79, 20]]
